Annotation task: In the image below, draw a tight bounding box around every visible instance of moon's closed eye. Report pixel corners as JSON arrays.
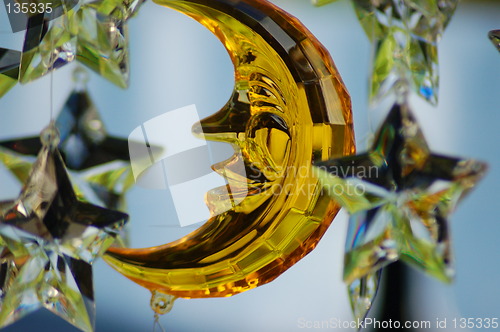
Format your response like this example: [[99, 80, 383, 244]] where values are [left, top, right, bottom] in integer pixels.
[[104, 0, 355, 298]]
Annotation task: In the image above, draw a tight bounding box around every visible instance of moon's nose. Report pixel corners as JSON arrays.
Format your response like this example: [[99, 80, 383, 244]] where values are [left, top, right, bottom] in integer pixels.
[[192, 94, 251, 143]]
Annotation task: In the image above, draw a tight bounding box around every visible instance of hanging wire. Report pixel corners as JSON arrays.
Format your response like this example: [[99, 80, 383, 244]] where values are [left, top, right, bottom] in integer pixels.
[[40, 123, 60, 148], [394, 78, 410, 105], [153, 313, 167, 332], [47, 10, 59, 124]]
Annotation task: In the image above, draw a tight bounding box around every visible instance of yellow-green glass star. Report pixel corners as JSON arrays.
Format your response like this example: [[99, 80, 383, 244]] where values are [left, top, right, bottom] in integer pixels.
[[0, 49, 20, 99], [352, 0, 459, 105], [314, 102, 487, 319], [0, 126, 128, 331], [20, 0, 144, 88]]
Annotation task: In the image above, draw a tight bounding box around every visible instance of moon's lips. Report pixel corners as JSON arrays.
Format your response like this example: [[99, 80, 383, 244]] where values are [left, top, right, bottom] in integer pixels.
[[104, 0, 355, 298]]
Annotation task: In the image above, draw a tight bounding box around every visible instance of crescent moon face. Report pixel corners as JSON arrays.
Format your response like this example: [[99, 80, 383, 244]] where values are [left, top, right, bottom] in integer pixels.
[[104, 0, 354, 298]]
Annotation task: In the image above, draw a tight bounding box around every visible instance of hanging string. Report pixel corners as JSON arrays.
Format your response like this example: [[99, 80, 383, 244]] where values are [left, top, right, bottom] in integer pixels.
[[42, 16, 59, 146], [49, 15, 55, 123], [153, 313, 167, 332]]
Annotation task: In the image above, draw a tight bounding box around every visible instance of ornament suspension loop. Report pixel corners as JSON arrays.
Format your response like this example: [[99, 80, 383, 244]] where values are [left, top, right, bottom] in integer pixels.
[[47, 29, 58, 147], [73, 66, 90, 91], [153, 313, 167, 332], [394, 78, 410, 105], [150, 290, 176, 331], [40, 122, 60, 149]]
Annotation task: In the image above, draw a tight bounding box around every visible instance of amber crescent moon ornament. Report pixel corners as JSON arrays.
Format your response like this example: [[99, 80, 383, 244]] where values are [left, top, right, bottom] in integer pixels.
[[104, 0, 355, 298]]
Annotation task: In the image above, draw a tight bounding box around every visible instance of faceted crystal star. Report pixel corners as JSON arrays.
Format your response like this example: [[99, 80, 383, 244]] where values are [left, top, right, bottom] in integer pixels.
[[353, 0, 459, 105], [0, 127, 128, 331], [19, 0, 144, 88], [489, 30, 500, 52], [314, 102, 487, 318], [0, 87, 137, 211], [0, 48, 20, 99]]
